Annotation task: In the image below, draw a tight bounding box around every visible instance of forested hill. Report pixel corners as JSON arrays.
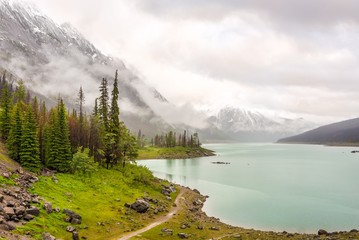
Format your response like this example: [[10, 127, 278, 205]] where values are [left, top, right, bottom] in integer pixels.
[[277, 118, 359, 144]]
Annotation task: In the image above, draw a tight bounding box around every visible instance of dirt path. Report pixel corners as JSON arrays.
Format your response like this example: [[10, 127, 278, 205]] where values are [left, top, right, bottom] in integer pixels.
[[118, 188, 186, 240]]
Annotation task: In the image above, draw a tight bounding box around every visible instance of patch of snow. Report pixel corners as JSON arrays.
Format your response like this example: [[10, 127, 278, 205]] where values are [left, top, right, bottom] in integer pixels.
[[33, 26, 45, 34]]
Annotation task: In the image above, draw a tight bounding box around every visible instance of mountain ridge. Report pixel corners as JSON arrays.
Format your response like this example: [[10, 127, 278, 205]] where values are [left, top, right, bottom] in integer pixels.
[[0, 0, 174, 137], [277, 117, 359, 144]]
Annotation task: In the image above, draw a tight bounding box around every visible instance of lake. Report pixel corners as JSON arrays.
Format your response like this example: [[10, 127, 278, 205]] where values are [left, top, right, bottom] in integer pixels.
[[138, 143, 359, 233]]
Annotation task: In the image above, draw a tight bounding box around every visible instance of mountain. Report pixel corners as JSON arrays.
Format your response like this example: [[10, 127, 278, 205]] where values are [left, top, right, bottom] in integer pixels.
[[0, 0, 172, 136], [0, 0, 316, 142], [277, 118, 359, 144], [207, 107, 316, 142]]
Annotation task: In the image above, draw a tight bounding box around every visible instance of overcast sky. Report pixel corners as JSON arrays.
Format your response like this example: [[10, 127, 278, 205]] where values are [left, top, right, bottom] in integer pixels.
[[27, 0, 359, 123]]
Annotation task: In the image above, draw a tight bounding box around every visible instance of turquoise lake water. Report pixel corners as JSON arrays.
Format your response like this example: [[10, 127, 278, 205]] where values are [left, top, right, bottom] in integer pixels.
[[138, 143, 359, 233]]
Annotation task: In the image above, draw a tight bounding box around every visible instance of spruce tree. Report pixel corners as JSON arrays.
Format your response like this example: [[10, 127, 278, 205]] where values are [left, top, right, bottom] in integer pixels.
[[109, 70, 120, 166], [7, 104, 23, 162], [38, 101, 47, 164], [57, 99, 72, 171], [77, 86, 85, 147], [20, 106, 41, 172], [14, 80, 26, 103], [47, 99, 72, 172], [98, 78, 109, 130], [0, 82, 12, 140]]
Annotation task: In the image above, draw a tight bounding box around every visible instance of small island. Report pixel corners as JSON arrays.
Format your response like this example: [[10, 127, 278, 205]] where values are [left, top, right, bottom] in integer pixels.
[[137, 130, 216, 159]]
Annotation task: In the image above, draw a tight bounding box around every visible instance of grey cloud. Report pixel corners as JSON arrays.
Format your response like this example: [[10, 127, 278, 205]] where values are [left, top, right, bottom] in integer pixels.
[[136, 0, 359, 26]]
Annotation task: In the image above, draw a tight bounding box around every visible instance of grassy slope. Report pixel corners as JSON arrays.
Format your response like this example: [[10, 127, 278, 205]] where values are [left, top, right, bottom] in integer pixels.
[[138, 146, 215, 160], [15, 165, 178, 240]]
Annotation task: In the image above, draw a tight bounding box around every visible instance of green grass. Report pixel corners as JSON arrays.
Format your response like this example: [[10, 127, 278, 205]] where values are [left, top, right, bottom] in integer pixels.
[[138, 146, 214, 160], [16, 164, 177, 240], [0, 175, 17, 185]]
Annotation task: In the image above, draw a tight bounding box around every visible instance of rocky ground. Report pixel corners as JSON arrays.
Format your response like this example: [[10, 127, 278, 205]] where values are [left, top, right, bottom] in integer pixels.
[[0, 156, 84, 240], [135, 186, 359, 240]]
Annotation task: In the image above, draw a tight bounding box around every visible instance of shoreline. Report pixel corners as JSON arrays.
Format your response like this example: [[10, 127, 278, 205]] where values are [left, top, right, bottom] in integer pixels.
[[129, 183, 359, 239], [277, 141, 359, 147], [136, 144, 359, 239]]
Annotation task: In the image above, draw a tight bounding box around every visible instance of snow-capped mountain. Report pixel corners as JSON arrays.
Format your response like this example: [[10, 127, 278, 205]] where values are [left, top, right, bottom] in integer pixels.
[[208, 107, 317, 141], [0, 0, 171, 135], [0, 0, 110, 64], [0, 0, 316, 142]]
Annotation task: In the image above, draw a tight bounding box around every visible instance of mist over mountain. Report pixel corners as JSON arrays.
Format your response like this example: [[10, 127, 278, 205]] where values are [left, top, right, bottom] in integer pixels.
[[207, 107, 317, 142], [0, 0, 179, 136], [0, 0, 316, 142]]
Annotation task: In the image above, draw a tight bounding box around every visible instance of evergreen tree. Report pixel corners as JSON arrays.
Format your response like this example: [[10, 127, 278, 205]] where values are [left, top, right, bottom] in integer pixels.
[[109, 70, 121, 166], [38, 101, 47, 164], [7, 104, 23, 161], [77, 86, 85, 147], [14, 80, 26, 103], [0, 82, 12, 140], [68, 109, 79, 152], [93, 98, 98, 116], [119, 122, 138, 168], [20, 106, 41, 172], [98, 78, 109, 130], [47, 99, 72, 172], [89, 114, 105, 164], [32, 97, 39, 123]]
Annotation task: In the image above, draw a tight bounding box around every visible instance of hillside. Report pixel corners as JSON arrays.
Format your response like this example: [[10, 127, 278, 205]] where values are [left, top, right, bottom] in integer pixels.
[[0, 0, 172, 137], [277, 118, 359, 144]]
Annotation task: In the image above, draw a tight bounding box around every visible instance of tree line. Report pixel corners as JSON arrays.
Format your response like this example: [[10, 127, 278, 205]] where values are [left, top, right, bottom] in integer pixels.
[[150, 130, 201, 148], [0, 70, 138, 173]]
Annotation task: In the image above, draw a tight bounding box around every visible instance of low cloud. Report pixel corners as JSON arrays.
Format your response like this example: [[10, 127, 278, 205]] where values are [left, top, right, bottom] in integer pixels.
[[132, 80, 209, 129], [16, 0, 359, 124]]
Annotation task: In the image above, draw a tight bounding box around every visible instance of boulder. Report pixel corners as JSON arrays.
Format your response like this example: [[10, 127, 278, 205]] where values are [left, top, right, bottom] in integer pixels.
[[66, 225, 76, 232], [178, 233, 188, 239], [71, 218, 81, 225], [161, 185, 176, 196], [130, 199, 150, 213], [4, 222, 16, 230], [63, 209, 82, 224], [16, 167, 24, 174], [6, 201, 15, 207], [2, 172, 11, 178], [72, 231, 79, 240], [161, 228, 173, 235], [14, 206, 26, 216], [0, 224, 10, 231], [44, 202, 53, 214], [4, 207, 15, 216], [26, 206, 40, 216], [318, 229, 328, 235], [180, 223, 190, 229], [23, 214, 34, 221], [193, 199, 203, 206], [209, 226, 220, 231], [193, 189, 200, 194], [42, 232, 56, 240]]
